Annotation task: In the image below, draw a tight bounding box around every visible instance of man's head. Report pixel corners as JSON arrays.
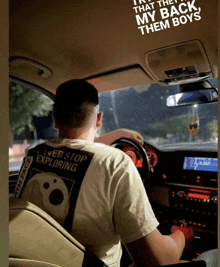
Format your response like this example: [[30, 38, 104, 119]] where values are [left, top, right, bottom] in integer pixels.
[[53, 79, 102, 139]]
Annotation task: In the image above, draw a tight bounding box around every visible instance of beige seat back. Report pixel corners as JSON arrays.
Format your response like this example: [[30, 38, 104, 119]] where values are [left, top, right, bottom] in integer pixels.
[[9, 258, 62, 267], [9, 197, 85, 267]]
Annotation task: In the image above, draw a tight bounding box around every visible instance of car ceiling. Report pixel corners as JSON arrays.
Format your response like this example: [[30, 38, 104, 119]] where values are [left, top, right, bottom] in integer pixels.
[[9, 0, 218, 94]]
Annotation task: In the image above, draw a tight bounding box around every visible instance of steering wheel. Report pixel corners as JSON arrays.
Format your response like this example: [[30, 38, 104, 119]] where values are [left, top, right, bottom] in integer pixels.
[[111, 138, 151, 185]]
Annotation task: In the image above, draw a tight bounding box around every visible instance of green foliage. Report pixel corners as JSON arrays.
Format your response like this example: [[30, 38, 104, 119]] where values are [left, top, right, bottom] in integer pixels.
[[9, 82, 53, 135], [206, 120, 218, 137], [148, 114, 194, 141]]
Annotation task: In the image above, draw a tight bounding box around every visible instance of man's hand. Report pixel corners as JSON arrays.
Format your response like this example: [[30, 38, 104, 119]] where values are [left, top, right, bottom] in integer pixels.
[[125, 228, 185, 266], [95, 129, 144, 145], [120, 129, 144, 145], [171, 225, 194, 252]]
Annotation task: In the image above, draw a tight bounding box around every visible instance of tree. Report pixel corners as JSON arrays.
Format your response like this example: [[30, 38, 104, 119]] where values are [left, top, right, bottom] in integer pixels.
[[206, 119, 218, 139], [147, 114, 195, 143], [9, 82, 53, 135]]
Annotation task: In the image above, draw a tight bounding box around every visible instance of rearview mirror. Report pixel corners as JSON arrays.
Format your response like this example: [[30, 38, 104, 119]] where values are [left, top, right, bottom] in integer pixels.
[[166, 88, 218, 107]]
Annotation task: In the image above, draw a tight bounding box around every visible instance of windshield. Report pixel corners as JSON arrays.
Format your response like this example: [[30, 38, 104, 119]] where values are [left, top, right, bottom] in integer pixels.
[[98, 78, 218, 147], [9, 78, 218, 174]]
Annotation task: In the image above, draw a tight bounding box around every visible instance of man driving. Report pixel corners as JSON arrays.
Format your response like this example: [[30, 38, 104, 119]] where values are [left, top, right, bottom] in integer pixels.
[[15, 79, 186, 267]]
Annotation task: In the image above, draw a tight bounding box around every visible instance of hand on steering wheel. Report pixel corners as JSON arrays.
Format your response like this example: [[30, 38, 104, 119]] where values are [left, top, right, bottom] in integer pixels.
[[111, 138, 150, 185]]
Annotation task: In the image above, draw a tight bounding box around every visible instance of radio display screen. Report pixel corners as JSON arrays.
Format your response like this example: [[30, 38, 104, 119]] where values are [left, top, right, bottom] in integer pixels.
[[183, 157, 218, 172]]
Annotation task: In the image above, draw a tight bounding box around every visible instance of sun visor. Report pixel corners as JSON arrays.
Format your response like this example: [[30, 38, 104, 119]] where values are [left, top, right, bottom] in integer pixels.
[[88, 66, 153, 92], [145, 40, 212, 85]]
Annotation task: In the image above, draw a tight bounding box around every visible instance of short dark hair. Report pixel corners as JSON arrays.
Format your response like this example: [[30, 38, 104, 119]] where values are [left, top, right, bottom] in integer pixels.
[[54, 79, 99, 128]]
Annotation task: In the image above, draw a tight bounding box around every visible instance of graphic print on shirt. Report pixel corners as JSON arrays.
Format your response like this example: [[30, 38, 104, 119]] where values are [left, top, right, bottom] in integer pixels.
[[14, 143, 94, 225]]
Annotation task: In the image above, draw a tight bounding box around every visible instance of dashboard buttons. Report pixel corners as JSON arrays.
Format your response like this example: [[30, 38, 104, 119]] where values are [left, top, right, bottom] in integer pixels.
[[178, 191, 186, 198], [163, 174, 167, 180], [212, 196, 218, 203], [170, 187, 217, 233]]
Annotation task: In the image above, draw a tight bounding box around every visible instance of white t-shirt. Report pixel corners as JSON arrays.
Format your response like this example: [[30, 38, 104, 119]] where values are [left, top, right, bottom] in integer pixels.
[[16, 139, 159, 267]]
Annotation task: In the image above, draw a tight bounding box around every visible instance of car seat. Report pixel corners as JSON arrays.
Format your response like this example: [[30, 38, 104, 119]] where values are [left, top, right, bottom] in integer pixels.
[[9, 197, 106, 267], [9, 258, 62, 267]]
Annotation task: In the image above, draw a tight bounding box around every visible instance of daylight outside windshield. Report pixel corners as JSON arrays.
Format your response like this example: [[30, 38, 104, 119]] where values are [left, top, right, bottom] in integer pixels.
[[98, 78, 218, 148]]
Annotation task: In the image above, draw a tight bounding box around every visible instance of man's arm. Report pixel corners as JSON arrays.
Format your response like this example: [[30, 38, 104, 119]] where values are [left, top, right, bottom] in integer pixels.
[[125, 228, 185, 267], [112, 156, 185, 266], [94, 129, 144, 145]]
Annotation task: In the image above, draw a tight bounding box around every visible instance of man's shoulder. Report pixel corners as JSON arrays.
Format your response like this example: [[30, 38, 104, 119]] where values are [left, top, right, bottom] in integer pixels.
[[27, 139, 131, 165], [77, 141, 130, 162], [31, 139, 126, 157]]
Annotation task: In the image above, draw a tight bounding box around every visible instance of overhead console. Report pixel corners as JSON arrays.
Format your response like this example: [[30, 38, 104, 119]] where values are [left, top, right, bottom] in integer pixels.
[[145, 40, 213, 86]]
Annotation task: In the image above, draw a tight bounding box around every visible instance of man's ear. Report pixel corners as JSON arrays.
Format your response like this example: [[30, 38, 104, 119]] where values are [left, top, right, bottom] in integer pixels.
[[52, 114, 58, 129], [96, 112, 103, 129]]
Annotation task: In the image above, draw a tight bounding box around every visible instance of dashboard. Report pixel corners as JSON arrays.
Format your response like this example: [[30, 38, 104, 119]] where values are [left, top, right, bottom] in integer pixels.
[[122, 142, 217, 189], [119, 141, 218, 258]]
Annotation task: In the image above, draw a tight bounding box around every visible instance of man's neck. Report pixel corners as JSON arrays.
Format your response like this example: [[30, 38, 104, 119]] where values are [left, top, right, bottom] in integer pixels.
[[58, 126, 95, 142]]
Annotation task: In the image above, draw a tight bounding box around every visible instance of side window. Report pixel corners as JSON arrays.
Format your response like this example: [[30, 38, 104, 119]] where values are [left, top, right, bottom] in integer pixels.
[[9, 81, 57, 172]]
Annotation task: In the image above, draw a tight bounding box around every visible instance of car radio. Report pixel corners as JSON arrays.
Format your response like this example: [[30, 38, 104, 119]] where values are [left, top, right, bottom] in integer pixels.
[[165, 155, 218, 188], [169, 186, 217, 233]]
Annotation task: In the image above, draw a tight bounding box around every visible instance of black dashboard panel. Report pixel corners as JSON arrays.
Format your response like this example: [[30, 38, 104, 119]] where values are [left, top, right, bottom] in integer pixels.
[[162, 150, 218, 234], [122, 142, 218, 236], [160, 150, 218, 188], [122, 141, 218, 258]]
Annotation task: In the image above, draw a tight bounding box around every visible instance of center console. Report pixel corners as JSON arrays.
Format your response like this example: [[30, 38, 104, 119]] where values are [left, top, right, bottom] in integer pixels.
[[165, 155, 218, 257], [170, 186, 217, 232], [167, 156, 217, 232]]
